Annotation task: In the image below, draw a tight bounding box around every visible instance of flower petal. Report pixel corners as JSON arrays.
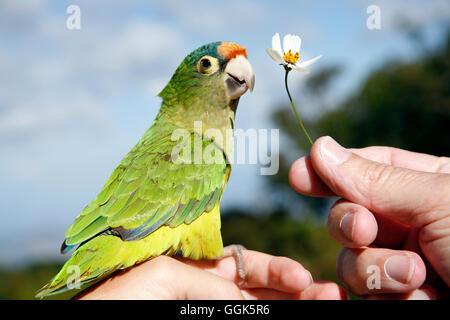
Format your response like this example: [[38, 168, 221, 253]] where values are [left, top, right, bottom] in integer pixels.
[[283, 34, 292, 53], [271, 33, 282, 54], [295, 54, 323, 69], [290, 35, 301, 54], [266, 48, 284, 64], [291, 65, 310, 74]]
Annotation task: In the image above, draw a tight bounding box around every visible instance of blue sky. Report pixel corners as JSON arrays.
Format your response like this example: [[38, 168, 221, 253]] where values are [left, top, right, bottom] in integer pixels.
[[0, 0, 449, 265]]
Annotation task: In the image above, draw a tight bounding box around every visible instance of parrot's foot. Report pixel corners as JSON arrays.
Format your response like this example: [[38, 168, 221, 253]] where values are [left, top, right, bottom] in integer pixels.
[[221, 244, 247, 287]]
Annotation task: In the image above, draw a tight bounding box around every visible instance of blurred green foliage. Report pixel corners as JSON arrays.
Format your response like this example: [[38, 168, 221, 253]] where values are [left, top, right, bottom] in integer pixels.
[[0, 264, 80, 300], [1, 31, 448, 300]]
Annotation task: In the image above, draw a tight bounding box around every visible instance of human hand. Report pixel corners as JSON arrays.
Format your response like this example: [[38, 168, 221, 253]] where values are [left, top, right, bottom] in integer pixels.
[[289, 136, 450, 299], [75, 250, 346, 300]]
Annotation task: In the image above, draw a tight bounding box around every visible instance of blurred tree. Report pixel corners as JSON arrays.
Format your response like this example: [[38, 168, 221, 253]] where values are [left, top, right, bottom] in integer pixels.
[[313, 34, 450, 155], [304, 65, 342, 99]]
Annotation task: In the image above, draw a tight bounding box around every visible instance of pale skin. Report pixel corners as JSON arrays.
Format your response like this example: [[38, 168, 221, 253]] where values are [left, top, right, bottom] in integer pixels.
[[76, 250, 347, 300], [289, 136, 450, 299]]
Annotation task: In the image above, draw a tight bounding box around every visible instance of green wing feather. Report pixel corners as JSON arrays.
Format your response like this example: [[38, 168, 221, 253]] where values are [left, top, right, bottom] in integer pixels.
[[63, 121, 228, 248]]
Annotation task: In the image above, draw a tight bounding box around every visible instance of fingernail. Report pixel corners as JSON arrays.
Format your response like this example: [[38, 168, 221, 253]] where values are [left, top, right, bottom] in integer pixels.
[[319, 136, 351, 165], [339, 213, 355, 241], [384, 255, 415, 284]]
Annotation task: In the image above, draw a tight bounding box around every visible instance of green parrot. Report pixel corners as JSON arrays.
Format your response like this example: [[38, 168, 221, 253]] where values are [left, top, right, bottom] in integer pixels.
[[36, 41, 254, 298]]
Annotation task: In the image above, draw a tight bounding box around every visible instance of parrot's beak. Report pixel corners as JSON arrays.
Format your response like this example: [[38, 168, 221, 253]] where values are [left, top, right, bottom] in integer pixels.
[[224, 55, 255, 100]]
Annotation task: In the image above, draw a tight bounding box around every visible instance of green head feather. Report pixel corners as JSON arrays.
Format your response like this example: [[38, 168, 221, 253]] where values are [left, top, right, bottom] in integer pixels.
[[158, 42, 228, 109]]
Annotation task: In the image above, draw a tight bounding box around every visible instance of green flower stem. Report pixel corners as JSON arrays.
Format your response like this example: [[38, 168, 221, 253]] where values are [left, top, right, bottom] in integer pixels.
[[284, 66, 313, 146]]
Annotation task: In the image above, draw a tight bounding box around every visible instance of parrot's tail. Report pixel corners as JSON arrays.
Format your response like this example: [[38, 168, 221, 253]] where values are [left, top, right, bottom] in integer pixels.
[[35, 235, 129, 298], [35, 232, 181, 298], [36, 206, 224, 298]]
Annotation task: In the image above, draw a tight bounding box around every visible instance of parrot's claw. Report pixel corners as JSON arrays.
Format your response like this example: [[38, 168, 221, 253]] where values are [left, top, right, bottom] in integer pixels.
[[221, 244, 247, 287]]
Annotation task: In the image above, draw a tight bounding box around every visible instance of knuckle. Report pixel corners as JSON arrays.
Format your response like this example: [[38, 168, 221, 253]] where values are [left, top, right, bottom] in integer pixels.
[[432, 175, 450, 209], [410, 175, 450, 226], [359, 163, 399, 204], [419, 216, 450, 245], [362, 163, 394, 189]]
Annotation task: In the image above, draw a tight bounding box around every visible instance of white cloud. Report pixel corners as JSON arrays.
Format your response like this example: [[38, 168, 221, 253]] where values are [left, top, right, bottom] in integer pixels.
[[88, 21, 184, 74], [0, 97, 108, 140]]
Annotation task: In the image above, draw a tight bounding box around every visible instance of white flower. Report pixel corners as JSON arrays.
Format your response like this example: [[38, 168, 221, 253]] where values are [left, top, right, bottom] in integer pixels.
[[266, 33, 322, 73]]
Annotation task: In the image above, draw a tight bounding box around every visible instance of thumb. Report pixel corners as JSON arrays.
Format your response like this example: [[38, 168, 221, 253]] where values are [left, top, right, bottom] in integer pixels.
[[310, 136, 450, 228]]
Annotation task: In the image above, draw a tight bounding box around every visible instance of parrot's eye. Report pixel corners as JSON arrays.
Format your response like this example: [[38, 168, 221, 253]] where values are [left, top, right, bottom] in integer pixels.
[[201, 59, 211, 68], [197, 56, 220, 75]]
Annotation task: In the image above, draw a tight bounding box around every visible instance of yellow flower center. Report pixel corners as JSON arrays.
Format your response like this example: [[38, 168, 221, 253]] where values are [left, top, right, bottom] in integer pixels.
[[283, 49, 300, 65]]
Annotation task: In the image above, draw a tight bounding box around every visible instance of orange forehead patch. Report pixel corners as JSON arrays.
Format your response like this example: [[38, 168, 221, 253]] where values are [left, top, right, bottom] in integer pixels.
[[217, 42, 247, 60]]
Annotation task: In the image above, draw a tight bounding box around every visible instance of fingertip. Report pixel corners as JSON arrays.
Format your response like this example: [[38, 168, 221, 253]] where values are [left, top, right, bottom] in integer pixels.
[[310, 136, 329, 156], [273, 257, 313, 292], [288, 157, 308, 192], [408, 252, 427, 288], [310, 136, 325, 170], [289, 156, 334, 196], [338, 247, 427, 296], [352, 208, 378, 246], [311, 136, 351, 167], [383, 252, 426, 288], [309, 136, 354, 197], [328, 200, 378, 248]]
